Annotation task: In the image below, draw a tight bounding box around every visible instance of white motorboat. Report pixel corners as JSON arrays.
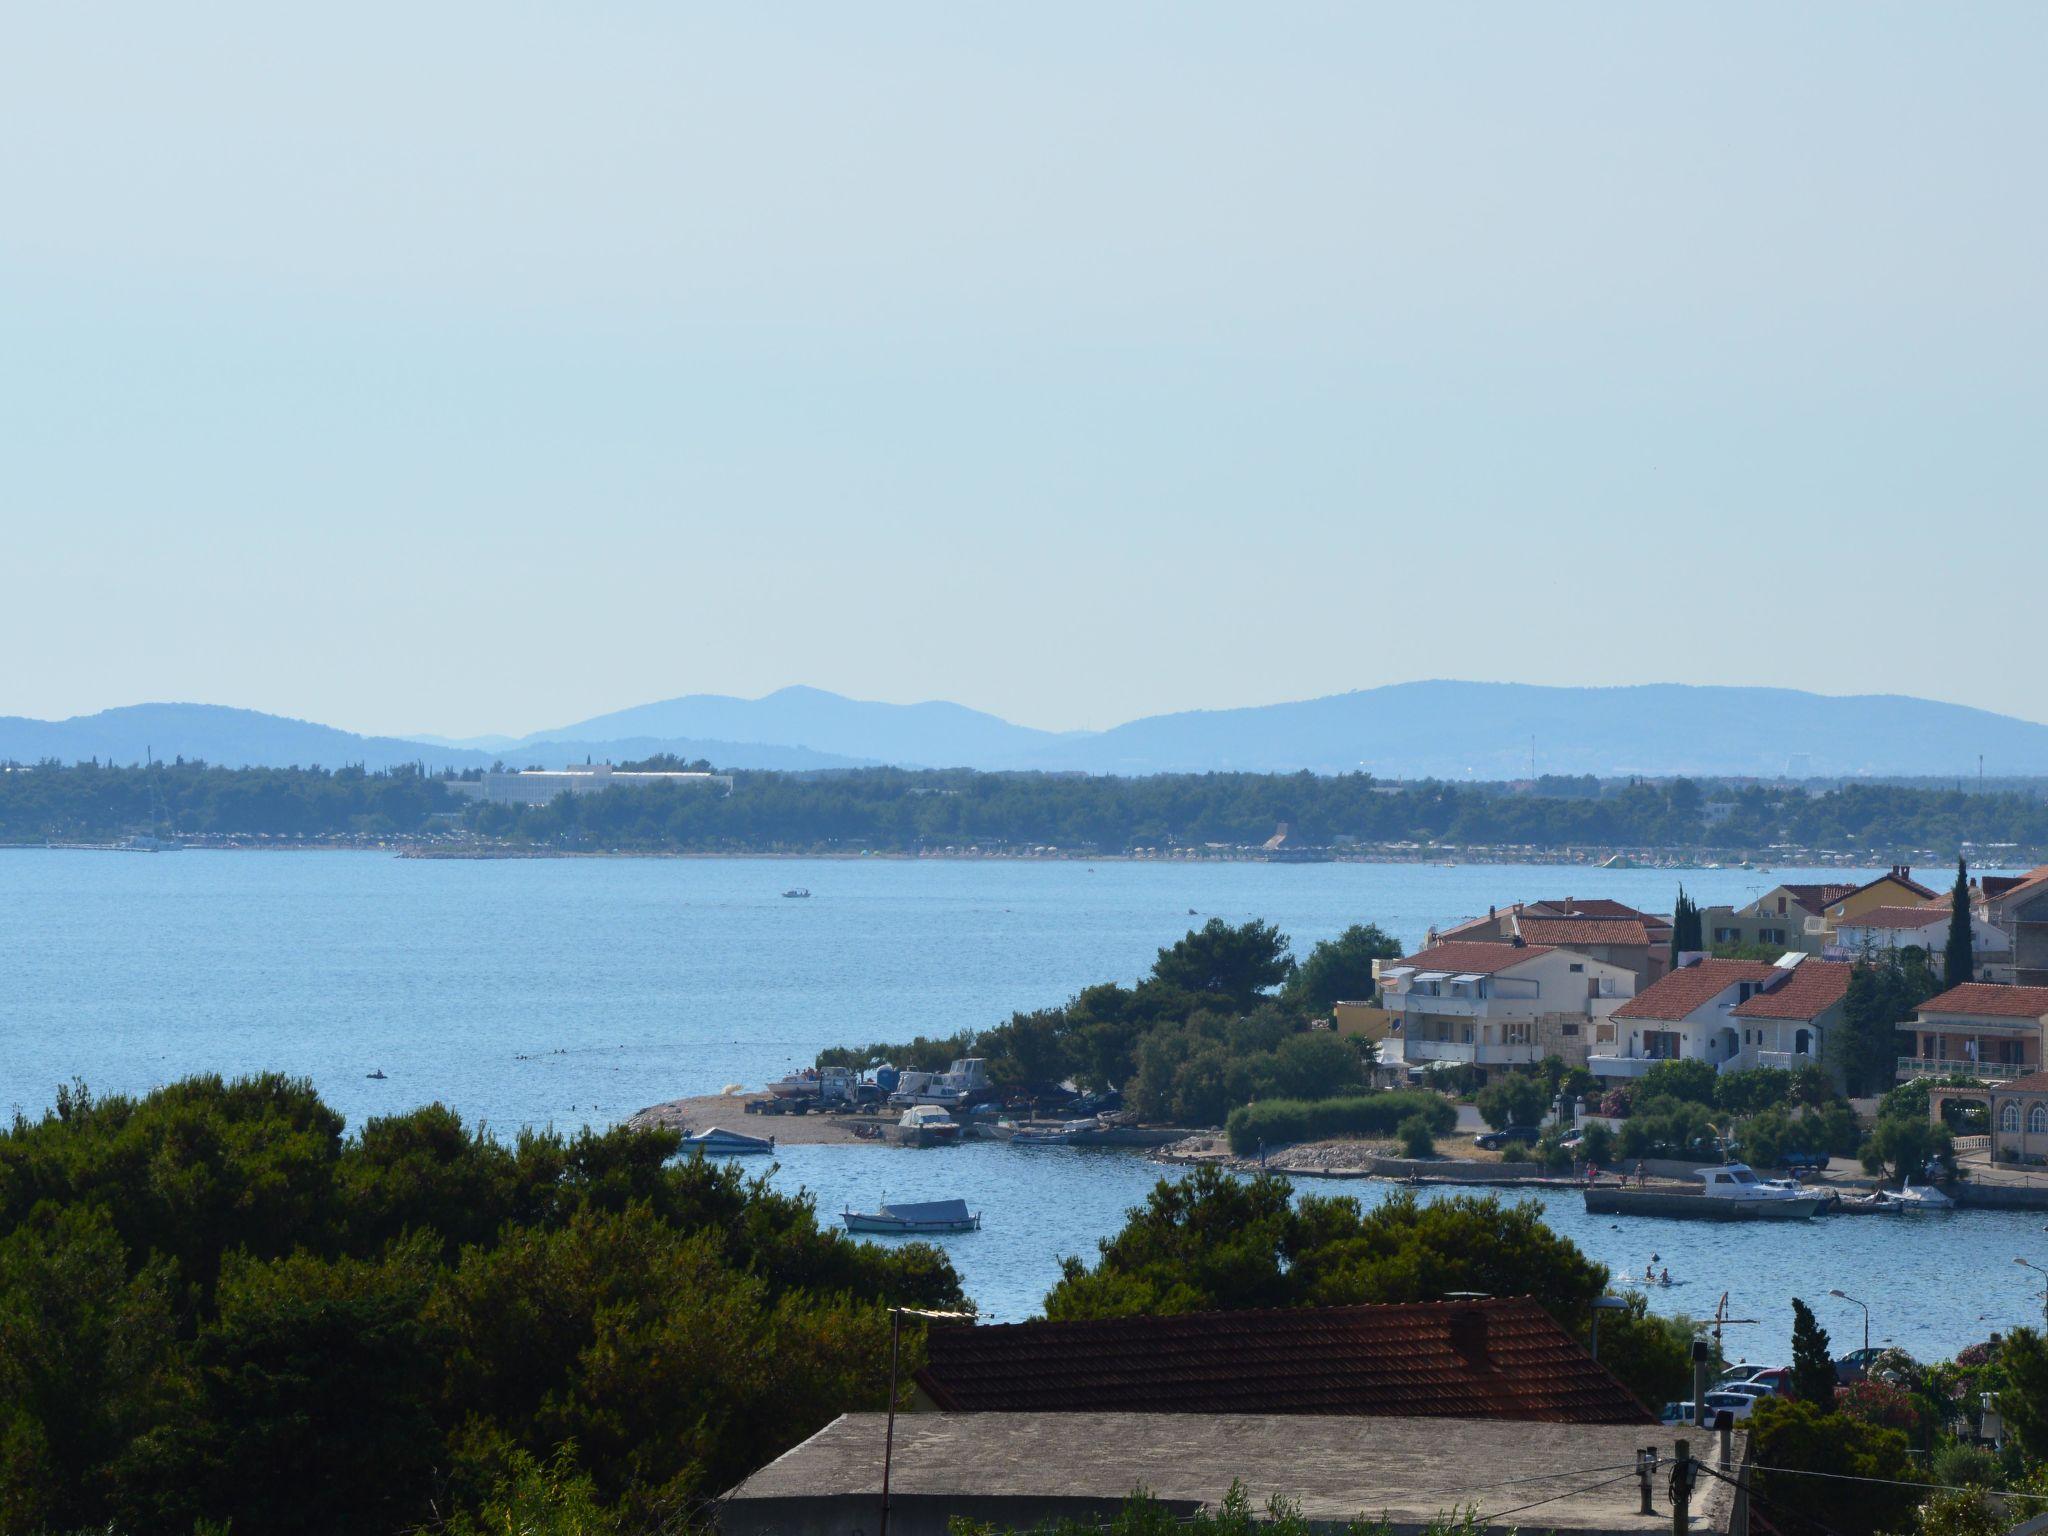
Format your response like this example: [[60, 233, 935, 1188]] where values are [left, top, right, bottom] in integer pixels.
[[888, 1057, 992, 1109], [1875, 1178, 1955, 1212], [894, 1105, 964, 1147]]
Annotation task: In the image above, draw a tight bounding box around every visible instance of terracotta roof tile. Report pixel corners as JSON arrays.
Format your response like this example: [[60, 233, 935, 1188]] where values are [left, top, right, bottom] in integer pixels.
[[1393, 941, 1555, 976], [1777, 883, 1858, 915], [914, 1299, 1651, 1424], [1530, 898, 1661, 922], [1918, 983, 2048, 1021], [1997, 1070, 2048, 1094], [1731, 961, 1852, 1022], [1613, 958, 1780, 1022], [1515, 917, 1651, 948]]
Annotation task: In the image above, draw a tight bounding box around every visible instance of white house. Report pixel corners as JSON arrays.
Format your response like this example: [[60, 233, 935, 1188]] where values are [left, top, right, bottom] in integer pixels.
[[1834, 904, 2009, 980], [1595, 955, 1850, 1080], [1377, 940, 1636, 1080]]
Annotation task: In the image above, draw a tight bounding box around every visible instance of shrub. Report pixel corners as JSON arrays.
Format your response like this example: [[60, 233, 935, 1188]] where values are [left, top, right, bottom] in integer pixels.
[[1226, 1092, 1454, 1154], [1475, 1074, 1548, 1130], [1579, 1123, 1614, 1165], [1396, 1114, 1435, 1159], [1639, 1058, 1718, 1105]]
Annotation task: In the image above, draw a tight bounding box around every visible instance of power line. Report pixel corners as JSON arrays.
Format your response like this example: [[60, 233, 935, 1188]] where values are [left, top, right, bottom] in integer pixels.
[[1479, 1467, 1647, 1525]]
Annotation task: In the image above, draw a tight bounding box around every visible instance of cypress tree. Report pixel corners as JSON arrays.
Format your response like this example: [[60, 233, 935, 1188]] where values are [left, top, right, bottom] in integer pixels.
[[1790, 1297, 1836, 1404], [1671, 886, 1702, 966], [1945, 855, 1974, 985]]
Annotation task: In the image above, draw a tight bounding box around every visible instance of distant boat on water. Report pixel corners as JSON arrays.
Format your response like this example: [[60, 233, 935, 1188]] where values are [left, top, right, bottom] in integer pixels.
[[842, 1198, 980, 1235], [782, 888, 812, 898]]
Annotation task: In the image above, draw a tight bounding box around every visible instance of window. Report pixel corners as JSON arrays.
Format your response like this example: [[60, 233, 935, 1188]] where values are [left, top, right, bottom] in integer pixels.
[[2031, 1104, 2048, 1135], [1562, 1023, 1580, 1037], [2003, 1102, 2022, 1133], [1569, 962, 1584, 973], [1505, 1022, 1532, 1046]]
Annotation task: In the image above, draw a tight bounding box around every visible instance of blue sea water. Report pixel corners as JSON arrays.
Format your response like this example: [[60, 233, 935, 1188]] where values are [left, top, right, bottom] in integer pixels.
[[3, 850, 2041, 1358]]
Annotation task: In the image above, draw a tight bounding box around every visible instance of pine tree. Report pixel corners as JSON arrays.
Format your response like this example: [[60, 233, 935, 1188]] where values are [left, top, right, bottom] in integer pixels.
[[1945, 855, 1974, 985], [1790, 1297, 1836, 1404]]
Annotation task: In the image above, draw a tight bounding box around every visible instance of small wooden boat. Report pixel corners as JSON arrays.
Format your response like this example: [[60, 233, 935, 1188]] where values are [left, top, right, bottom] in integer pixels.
[[683, 1126, 776, 1155], [842, 1198, 981, 1235]]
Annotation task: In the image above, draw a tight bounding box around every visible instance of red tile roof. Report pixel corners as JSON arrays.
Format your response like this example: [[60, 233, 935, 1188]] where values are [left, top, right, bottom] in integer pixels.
[[1731, 961, 1852, 1023], [1613, 958, 1780, 1022], [1776, 883, 1858, 916], [1530, 898, 1661, 922], [1393, 941, 1555, 976], [914, 1299, 1651, 1424], [1840, 905, 1950, 932], [1515, 917, 1651, 949], [1997, 1070, 2048, 1094], [1988, 871, 2048, 911], [1918, 983, 2048, 1020]]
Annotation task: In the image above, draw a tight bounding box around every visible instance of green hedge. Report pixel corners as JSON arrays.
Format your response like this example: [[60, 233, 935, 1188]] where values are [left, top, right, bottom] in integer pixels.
[[1227, 1091, 1455, 1154]]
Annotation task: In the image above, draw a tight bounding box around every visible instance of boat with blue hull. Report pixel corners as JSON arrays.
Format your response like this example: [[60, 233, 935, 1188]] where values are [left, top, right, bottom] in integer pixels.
[[683, 1126, 777, 1156]]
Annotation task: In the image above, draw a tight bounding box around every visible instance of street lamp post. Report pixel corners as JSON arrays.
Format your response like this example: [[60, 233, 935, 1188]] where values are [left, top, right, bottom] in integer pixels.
[[2014, 1258, 2048, 1330], [1591, 1295, 1629, 1362], [880, 1307, 973, 1536], [1829, 1288, 1870, 1353]]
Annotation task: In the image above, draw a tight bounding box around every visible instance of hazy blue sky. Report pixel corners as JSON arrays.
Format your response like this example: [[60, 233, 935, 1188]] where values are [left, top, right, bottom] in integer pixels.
[[4, 5, 2043, 737]]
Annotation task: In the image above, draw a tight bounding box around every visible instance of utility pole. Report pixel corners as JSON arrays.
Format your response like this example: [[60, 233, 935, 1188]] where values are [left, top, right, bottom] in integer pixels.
[[1671, 1438, 1694, 1536]]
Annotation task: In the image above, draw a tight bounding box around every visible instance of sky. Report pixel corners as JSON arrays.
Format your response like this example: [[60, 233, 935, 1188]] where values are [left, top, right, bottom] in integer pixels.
[[3, 4, 2044, 738]]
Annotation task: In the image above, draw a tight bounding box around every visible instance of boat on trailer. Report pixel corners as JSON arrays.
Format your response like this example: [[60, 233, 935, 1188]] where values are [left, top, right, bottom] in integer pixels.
[[842, 1198, 981, 1235]]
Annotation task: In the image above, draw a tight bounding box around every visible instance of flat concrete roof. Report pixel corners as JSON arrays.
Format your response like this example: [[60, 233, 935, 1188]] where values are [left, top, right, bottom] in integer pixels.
[[722, 1413, 1742, 1536]]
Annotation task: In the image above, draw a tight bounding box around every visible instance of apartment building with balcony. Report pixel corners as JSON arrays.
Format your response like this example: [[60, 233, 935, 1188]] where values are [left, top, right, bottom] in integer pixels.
[[1896, 982, 2048, 1083], [1984, 867, 2048, 988], [1377, 940, 1636, 1080], [1593, 954, 1848, 1080]]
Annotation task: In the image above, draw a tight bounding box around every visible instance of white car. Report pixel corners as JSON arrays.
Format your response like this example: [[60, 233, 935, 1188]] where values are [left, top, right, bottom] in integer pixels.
[[1699, 1390, 1762, 1422]]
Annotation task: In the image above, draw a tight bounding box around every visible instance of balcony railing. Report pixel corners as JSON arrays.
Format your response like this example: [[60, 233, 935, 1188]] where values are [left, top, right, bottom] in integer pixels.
[[1895, 1057, 2029, 1082], [1403, 1039, 1477, 1062], [1588, 1055, 1662, 1078]]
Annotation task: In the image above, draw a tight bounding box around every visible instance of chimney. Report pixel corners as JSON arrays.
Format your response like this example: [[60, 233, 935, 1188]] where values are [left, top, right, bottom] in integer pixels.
[[1489, 904, 1497, 919], [1447, 1307, 1492, 1369]]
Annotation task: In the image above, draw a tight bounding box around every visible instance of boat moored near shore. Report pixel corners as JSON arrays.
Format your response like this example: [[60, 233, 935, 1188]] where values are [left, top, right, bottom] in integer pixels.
[[1584, 1163, 1829, 1221]]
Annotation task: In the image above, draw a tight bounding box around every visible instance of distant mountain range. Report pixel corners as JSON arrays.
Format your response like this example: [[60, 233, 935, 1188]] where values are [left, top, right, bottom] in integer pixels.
[[7, 682, 2048, 780]]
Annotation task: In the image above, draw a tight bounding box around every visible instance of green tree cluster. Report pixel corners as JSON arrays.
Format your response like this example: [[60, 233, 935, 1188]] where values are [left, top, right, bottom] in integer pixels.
[[0, 1076, 963, 1535], [823, 921, 1396, 1127], [13, 759, 2048, 858]]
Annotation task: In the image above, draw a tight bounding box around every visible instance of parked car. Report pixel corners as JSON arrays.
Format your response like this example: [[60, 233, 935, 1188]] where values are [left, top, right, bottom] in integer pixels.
[[1476, 1126, 1542, 1150], [1716, 1364, 1785, 1391], [1835, 1347, 1887, 1385], [1700, 1390, 1762, 1422], [1779, 1148, 1830, 1172], [1660, 1401, 1695, 1425]]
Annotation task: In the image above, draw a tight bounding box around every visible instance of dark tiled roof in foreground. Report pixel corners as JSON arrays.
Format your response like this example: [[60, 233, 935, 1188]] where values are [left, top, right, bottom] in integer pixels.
[[915, 1298, 1651, 1425]]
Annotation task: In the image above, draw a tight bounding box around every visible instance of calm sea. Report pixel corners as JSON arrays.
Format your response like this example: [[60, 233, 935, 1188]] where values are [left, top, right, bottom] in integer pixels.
[[3, 850, 2038, 1358]]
